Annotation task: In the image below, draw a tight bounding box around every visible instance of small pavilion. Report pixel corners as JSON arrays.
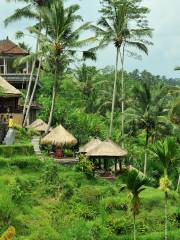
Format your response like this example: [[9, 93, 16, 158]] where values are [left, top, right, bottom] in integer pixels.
[[41, 124, 77, 158], [79, 138, 102, 154], [27, 119, 51, 134], [85, 139, 128, 175]]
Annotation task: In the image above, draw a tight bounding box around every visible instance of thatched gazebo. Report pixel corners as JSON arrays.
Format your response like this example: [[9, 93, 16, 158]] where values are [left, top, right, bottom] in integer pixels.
[[79, 138, 102, 153], [0, 76, 21, 97], [86, 140, 128, 174], [41, 124, 77, 147], [26, 119, 50, 133]]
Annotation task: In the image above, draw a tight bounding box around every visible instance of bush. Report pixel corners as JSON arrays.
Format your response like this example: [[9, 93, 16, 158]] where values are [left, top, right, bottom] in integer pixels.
[[90, 221, 118, 240], [75, 205, 97, 220], [9, 156, 42, 169], [11, 177, 34, 203], [76, 186, 103, 205], [101, 196, 128, 213], [76, 154, 95, 178], [106, 216, 132, 235], [0, 144, 34, 158]]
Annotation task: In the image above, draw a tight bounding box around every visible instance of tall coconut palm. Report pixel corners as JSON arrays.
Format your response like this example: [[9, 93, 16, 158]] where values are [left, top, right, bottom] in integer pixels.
[[5, 0, 51, 125], [151, 137, 179, 240], [126, 76, 169, 175], [121, 169, 147, 240], [32, 0, 96, 132], [94, 0, 152, 140]]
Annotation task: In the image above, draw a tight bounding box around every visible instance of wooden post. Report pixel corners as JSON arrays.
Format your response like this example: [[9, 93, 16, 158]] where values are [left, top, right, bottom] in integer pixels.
[[98, 159, 101, 169], [26, 61, 29, 74], [119, 158, 122, 172], [115, 159, 117, 175], [3, 58, 6, 74]]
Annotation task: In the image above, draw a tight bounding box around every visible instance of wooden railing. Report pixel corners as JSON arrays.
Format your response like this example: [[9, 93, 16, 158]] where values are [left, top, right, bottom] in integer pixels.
[[0, 73, 36, 83]]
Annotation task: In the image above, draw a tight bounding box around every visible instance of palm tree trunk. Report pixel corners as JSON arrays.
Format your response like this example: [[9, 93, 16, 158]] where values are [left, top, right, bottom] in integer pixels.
[[109, 47, 120, 138], [23, 17, 41, 123], [164, 191, 168, 240], [120, 44, 125, 148], [23, 41, 38, 118], [23, 57, 42, 126], [144, 128, 149, 175], [177, 174, 180, 192], [46, 67, 58, 134], [133, 213, 136, 240]]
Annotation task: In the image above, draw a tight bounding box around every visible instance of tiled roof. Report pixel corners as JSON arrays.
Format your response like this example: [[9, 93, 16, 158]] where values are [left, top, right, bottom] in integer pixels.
[[0, 39, 28, 55]]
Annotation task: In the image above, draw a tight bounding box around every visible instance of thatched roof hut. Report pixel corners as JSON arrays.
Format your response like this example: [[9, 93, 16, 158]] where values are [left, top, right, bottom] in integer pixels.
[[27, 119, 50, 133], [0, 76, 21, 97], [79, 138, 102, 153], [41, 124, 77, 147], [86, 140, 128, 157]]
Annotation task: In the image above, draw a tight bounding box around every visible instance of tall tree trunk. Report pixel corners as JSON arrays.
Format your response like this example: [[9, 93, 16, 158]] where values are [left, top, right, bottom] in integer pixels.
[[23, 17, 42, 123], [120, 44, 125, 148], [46, 67, 58, 134], [23, 57, 42, 126], [177, 174, 180, 192], [144, 128, 149, 175], [133, 213, 136, 240], [164, 191, 168, 240], [109, 47, 120, 138], [23, 42, 38, 119]]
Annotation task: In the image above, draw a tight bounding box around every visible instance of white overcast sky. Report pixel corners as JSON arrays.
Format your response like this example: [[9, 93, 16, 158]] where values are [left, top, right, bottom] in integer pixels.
[[0, 0, 180, 78]]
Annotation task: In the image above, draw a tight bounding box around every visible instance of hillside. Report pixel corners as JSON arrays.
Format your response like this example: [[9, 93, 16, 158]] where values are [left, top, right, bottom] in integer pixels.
[[0, 149, 179, 240]]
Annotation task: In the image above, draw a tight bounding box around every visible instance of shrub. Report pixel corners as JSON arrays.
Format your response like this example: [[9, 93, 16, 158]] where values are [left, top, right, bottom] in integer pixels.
[[76, 154, 95, 178], [0, 144, 34, 158], [75, 205, 97, 220], [9, 156, 42, 169], [42, 161, 60, 186], [11, 177, 34, 203], [106, 216, 132, 235], [90, 221, 118, 240], [101, 197, 128, 213], [76, 186, 103, 205]]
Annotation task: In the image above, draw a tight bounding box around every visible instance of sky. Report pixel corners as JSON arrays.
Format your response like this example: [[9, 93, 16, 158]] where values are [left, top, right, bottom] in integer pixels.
[[0, 0, 180, 78]]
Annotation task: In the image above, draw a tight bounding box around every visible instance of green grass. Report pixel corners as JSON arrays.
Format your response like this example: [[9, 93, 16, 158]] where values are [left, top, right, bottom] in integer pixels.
[[0, 154, 179, 239]]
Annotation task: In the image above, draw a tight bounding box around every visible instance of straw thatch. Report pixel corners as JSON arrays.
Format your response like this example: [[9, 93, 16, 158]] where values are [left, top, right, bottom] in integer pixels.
[[0, 76, 21, 97], [86, 140, 128, 157], [27, 119, 50, 133], [79, 138, 102, 153], [41, 124, 77, 147]]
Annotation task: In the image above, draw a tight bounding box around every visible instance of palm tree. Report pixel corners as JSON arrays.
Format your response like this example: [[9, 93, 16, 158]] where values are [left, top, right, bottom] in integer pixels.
[[151, 137, 179, 240], [126, 75, 170, 175], [5, 0, 51, 125], [121, 169, 147, 240], [94, 0, 152, 140], [32, 0, 96, 132]]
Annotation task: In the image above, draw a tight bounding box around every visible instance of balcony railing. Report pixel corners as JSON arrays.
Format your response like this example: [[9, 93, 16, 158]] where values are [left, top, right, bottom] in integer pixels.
[[0, 73, 37, 83]]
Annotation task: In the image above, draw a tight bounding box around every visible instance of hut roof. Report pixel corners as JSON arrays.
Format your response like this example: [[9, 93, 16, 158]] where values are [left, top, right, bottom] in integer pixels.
[[0, 39, 28, 55], [79, 138, 102, 153], [41, 124, 77, 147], [86, 140, 128, 157], [0, 76, 21, 97], [27, 119, 50, 132]]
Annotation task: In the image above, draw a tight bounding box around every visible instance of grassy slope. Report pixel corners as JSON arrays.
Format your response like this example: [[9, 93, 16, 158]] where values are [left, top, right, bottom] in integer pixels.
[[0, 154, 179, 240]]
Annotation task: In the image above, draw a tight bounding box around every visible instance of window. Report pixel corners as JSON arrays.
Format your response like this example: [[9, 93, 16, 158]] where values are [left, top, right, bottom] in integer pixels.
[[0, 58, 5, 74]]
